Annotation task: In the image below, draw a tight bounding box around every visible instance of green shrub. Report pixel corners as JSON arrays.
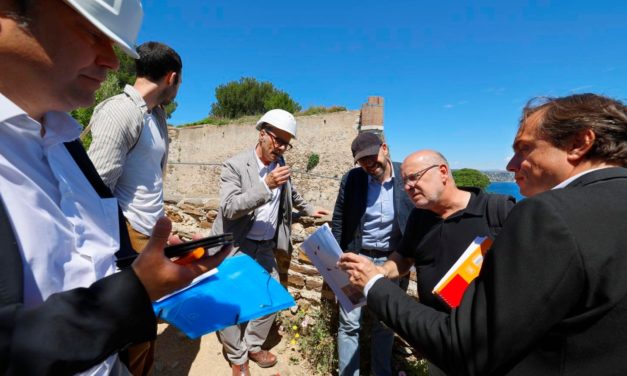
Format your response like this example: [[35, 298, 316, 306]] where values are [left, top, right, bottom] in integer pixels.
[[210, 77, 301, 119], [306, 153, 320, 171], [452, 168, 491, 190]]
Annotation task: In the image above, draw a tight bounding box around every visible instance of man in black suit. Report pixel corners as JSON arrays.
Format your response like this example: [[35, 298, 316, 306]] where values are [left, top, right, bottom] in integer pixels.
[[339, 94, 627, 375], [0, 1, 227, 374], [332, 132, 414, 375]]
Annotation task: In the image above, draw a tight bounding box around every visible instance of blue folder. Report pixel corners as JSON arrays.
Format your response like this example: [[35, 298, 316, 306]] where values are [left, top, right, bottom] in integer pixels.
[[153, 254, 295, 339]]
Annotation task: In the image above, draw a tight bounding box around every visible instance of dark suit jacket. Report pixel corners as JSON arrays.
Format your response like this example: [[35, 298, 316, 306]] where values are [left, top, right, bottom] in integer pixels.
[[368, 167, 627, 375], [0, 141, 156, 375], [331, 162, 414, 251]]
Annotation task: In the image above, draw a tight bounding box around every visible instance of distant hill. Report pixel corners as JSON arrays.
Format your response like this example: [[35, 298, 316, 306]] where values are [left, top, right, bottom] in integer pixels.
[[481, 170, 514, 182]]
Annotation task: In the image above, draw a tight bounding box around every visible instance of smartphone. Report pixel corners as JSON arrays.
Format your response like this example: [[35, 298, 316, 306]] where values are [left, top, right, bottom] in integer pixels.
[[116, 233, 233, 269], [164, 233, 233, 259]]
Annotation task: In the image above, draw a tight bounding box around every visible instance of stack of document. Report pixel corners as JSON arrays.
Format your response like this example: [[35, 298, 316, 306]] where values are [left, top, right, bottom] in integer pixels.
[[153, 254, 295, 339]]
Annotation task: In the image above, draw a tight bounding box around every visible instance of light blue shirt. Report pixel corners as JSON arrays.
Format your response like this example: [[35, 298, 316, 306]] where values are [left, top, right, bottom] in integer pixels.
[[361, 171, 401, 252]]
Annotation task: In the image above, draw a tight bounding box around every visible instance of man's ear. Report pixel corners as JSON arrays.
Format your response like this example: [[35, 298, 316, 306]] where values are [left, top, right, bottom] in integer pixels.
[[380, 143, 388, 156], [439, 164, 449, 183], [165, 71, 177, 86], [567, 129, 595, 162]]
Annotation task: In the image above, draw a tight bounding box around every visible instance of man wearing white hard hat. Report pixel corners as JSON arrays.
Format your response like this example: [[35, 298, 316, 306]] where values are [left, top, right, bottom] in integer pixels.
[[211, 109, 329, 375], [0, 0, 227, 374]]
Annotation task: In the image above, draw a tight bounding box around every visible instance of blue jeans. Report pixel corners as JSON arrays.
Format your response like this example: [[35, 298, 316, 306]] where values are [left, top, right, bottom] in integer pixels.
[[337, 255, 394, 376]]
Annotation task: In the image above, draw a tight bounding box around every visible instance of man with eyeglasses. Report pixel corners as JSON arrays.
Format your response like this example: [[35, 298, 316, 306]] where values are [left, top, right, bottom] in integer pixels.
[[211, 109, 329, 375], [341, 149, 514, 376], [331, 132, 414, 376], [339, 94, 627, 375]]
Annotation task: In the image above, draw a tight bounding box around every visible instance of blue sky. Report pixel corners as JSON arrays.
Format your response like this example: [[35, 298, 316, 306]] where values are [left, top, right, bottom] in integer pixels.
[[139, 0, 627, 170]]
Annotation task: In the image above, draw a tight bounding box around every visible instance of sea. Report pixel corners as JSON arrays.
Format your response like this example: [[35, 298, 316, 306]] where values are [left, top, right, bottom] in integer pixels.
[[486, 181, 524, 201]]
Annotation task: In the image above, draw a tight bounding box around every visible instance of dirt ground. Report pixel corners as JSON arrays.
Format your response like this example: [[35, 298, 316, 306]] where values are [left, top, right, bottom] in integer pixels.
[[153, 322, 313, 376]]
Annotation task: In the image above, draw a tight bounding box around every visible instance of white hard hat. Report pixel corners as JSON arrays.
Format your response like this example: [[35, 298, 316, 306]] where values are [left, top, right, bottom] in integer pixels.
[[64, 0, 143, 59], [255, 109, 297, 139]]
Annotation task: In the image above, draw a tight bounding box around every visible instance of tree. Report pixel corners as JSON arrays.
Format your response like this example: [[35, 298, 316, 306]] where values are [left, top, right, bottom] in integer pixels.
[[210, 77, 301, 119], [452, 168, 491, 190]]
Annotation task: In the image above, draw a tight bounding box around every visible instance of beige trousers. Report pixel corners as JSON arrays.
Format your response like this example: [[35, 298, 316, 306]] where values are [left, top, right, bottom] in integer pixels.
[[218, 238, 280, 365]]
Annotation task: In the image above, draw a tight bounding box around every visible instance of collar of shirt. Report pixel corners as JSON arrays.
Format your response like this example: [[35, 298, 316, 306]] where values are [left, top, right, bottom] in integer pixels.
[[253, 148, 277, 174], [0, 92, 25, 123], [0, 92, 81, 145], [446, 188, 483, 219], [124, 84, 149, 113], [552, 167, 608, 190]]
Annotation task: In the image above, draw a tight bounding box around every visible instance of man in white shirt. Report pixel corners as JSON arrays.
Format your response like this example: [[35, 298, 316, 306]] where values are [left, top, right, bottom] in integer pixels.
[[0, 1, 226, 374], [211, 109, 329, 376], [88, 40, 182, 376]]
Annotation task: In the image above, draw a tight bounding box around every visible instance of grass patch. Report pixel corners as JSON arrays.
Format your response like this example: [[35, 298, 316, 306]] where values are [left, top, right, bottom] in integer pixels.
[[279, 301, 338, 375], [177, 114, 261, 128], [298, 105, 347, 116]]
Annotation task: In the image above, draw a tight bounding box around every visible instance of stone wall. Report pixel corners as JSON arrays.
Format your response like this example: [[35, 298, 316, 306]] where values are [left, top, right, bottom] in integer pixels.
[[165, 110, 361, 210], [163, 101, 420, 307]]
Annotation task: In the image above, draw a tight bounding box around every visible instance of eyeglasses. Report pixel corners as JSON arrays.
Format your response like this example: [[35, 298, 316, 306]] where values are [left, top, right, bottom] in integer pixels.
[[265, 129, 293, 151], [402, 164, 439, 186]]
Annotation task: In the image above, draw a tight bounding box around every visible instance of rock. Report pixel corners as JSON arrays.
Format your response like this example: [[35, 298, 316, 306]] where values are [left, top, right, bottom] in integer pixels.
[[304, 226, 317, 235], [305, 278, 323, 291], [206, 210, 218, 222], [290, 223, 306, 242], [182, 207, 204, 218], [199, 220, 211, 229], [290, 262, 319, 276], [287, 274, 305, 288]]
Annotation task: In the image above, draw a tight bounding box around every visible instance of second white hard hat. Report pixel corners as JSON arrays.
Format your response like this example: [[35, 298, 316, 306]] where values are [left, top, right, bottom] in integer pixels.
[[64, 0, 143, 59], [256, 109, 297, 139]]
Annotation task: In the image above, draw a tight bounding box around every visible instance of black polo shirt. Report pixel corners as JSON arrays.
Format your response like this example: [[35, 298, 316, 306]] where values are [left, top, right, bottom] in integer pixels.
[[399, 188, 497, 312]]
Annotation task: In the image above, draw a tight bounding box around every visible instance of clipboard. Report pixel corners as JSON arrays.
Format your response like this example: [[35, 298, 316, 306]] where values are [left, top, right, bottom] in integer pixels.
[[153, 254, 295, 339]]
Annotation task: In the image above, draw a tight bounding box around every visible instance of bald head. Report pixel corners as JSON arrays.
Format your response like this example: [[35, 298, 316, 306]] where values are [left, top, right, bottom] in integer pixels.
[[402, 150, 451, 177], [401, 149, 466, 216]]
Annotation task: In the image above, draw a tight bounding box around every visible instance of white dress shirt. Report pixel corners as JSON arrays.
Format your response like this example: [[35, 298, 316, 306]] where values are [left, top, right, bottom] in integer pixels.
[[0, 93, 122, 375], [246, 150, 281, 241]]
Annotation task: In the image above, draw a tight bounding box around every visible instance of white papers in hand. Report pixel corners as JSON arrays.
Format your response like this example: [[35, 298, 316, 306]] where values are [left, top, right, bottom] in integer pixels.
[[300, 223, 366, 312]]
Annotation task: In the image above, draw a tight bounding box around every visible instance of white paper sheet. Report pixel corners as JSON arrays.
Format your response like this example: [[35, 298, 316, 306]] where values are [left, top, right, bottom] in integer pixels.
[[300, 223, 366, 312]]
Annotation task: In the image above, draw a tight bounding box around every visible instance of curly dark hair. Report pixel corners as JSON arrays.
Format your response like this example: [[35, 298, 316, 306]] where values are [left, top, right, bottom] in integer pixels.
[[520, 93, 627, 167]]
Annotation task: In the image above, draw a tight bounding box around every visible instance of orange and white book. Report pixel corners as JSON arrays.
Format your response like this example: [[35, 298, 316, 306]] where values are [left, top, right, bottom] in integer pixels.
[[432, 236, 493, 308]]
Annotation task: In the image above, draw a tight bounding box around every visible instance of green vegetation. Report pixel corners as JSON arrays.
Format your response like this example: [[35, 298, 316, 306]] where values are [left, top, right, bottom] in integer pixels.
[[210, 77, 301, 119], [298, 105, 347, 116], [279, 302, 337, 375], [306, 153, 320, 171], [452, 168, 491, 189], [178, 116, 232, 127]]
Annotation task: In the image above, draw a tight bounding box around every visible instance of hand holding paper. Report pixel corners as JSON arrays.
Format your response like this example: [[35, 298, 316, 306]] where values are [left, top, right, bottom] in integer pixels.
[[337, 252, 381, 290], [300, 224, 366, 312]]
